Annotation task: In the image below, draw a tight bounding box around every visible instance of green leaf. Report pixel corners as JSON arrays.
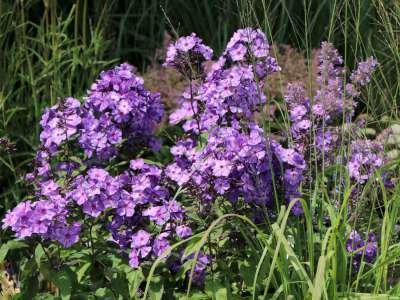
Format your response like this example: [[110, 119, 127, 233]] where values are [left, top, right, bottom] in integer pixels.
[[110, 272, 130, 299], [271, 223, 313, 291], [95, 288, 114, 298], [33, 293, 60, 299], [0, 240, 28, 262], [19, 273, 39, 299], [205, 279, 228, 300], [182, 235, 202, 258], [312, 255, 327, 300], [125, 267, 144, 298], [239, 260, 255, 288], [149, 277, 164, 300], [179, 292, 209, 300], [142, 159, 164, 167], [76, 262, 91, 283], [35, 244, 46, 267], [53, 270, 73, 300]]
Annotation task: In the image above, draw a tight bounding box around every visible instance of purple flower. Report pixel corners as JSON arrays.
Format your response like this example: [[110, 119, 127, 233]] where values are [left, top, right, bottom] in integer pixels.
[[365, 233, 378, 263], [153, 234, 170, 257], [82, 199, 105, 217], [225, 28, 271, 62], [182, 252, 210, 285], [175, 225, 192, 238], [33, 201, 57, 221], [116, 197, 136, 217], [214, 178, 230, 194], [39, 97, 82, 155], [346, 230, 378, 269], [129, 249, 139, 268], [212, 160, 232, 177], [2, 60, 190, 273], [131, 230, 151, 248], [164, 33, 213, 75], [350, 57, 378, 86], [142, 206, 170, 225], [53, 222, 81, 248], [348, 140, 385, 184], [40, 180, 60, 197], [79, 63, 163, 159]]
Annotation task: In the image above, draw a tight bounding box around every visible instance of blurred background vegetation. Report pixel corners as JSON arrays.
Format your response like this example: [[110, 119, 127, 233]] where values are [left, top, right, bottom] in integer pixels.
[[0, 0, 398, 221]]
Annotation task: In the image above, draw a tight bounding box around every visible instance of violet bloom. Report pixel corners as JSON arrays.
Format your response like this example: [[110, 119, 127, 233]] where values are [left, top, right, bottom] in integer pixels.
[[346, 230, 378, 269], [131, 230, 151, 248], [183, 252, 210, 286], [212, 160, 233, 177], [350, 57, 378, 86], [2, 60, 192, 273], [284, 43, 378, 175], [167, 121, 305, 214], [2, 200, 60, 238], [100, 161, 189, 269], [129, 249, 140, 268], [175, 225, 192, 239], [142, 206, 170, 225], [2, 202, 34, 238], [39, 97, 82, 155], [163, 33, 213, 76], [53, 222, 81, 248], [79, 63, 163, 159], [166, 28, 280, 135], [131, 230, 152, 259], [153, 233, 170, 257], [348, 140, 385, 184]]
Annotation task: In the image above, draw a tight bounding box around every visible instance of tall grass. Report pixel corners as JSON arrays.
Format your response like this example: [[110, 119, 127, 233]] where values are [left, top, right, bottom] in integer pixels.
[[0, 0, 114, 218]]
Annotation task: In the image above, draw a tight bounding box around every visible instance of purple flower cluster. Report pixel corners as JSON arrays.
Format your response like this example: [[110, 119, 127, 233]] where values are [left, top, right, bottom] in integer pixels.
[[2, 28, 387, 287], [346, 230, 378, 269], [164, 33, 213, 76], [2, 63, 187, 268], [38, 64, 164, 161], [167, 124, 273, 204], [80, 63, 163, 159], [4, 158, 189, 266], [282, 45, 383, 268], [99, 159, 188, 268], [223, 28, 276, 64], [284, 83, 311, 154], [348, 140, 385, 184], [350, 57, 378, 87], [26, 63, 164, 184], [68, 159, 189, 268], [166, 28, 304, 215], [169, 28, 280, 134], [271, 140, 306, 215], [167, 124, 305, 215], [168, 251, 210, 286], [285, 42, 378, 167], [1, 181, 80, 248], [39, 97, 82, 155], [185, 253, 210, 285]]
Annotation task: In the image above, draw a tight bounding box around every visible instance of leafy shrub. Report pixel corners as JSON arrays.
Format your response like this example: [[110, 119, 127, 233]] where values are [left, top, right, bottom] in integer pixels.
[[2, 27, 397, 299]]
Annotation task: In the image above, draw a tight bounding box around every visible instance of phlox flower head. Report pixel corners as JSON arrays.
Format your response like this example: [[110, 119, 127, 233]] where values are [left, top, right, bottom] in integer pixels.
[[80, 63, 163, 159], [163, 33, 213, 76]]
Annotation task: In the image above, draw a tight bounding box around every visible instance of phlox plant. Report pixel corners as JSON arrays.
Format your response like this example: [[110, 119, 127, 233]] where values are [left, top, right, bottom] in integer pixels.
[[1, 28, 397, 299]]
